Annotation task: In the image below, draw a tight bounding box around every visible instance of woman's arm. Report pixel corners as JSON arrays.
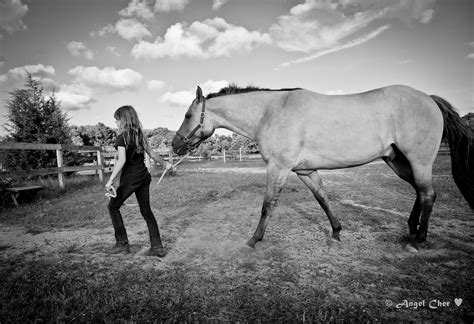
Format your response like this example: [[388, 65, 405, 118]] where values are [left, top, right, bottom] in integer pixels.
[[105, 146, 126, 188]]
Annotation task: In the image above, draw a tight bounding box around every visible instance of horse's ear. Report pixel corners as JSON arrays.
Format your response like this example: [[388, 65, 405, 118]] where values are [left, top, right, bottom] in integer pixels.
[[196, 86, 203, 101]]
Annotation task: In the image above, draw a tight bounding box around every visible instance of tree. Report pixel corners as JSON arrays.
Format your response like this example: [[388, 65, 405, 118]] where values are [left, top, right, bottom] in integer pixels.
[[147, 127, 175, 150], [4, 73, 71, 170], [69, 123, 115, 147], [231, 133, 259, 153]]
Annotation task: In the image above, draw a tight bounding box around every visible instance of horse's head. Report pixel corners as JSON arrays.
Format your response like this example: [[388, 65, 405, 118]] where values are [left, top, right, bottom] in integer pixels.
[[172, 86, 215, 155]]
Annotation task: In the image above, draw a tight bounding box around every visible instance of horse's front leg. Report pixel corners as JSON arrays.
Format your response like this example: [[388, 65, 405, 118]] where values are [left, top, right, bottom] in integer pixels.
[[297, 171, 342, 241], [246, 163, 290, 248]]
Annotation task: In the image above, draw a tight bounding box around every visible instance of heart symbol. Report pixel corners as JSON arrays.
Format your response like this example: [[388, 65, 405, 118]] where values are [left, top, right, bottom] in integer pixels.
[[454, 298, 463, 307]]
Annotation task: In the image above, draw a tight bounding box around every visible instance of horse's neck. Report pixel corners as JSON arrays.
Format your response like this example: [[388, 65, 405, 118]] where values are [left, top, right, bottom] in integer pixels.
[[208, 95, 268, 139]]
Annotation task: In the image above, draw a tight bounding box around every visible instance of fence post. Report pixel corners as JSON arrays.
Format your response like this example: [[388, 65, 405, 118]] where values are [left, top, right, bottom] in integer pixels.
[[239, 147, 242, 162], [56, 147, 65, 189], [223, 149, 226, 163], [97, 150, 104, 182], [169, 151, 173, 165]]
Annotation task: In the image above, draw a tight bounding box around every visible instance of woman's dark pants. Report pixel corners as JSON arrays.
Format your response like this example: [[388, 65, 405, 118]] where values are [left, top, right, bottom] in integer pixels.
[[107, 181, 163, 248]]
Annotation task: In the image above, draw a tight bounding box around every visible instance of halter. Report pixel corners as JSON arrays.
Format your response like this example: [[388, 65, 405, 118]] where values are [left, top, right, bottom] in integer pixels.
[[176, 98, 206, 147]]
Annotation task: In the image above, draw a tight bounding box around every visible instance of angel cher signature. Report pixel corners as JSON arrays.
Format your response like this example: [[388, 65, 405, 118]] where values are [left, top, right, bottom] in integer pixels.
[[385, 298, 463, 309]]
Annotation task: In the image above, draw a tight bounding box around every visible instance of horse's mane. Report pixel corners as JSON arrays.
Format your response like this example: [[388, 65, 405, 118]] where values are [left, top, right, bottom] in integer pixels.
[[206, 83, 301, 99]]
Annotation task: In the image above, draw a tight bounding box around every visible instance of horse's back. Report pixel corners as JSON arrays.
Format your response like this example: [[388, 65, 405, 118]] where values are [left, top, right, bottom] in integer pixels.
[[373, 85, 444, 162], [260, 85, 443, 169]]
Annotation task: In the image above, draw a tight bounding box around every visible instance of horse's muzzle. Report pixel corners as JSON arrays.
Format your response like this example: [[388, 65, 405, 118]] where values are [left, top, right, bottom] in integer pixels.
[[171, 136, 189, 155]]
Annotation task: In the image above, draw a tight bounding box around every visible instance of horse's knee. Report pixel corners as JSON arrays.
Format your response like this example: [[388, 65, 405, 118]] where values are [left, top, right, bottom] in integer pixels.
[[420, 187, 436, 204]]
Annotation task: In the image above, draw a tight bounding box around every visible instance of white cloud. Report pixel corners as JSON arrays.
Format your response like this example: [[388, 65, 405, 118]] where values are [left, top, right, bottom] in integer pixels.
[[338, 0, 436, 24], [9, 64, 55, 78], [397, 59, 414, 65], [119, 0, 154, 20], [209, 25, 272, 57], [0, 64, 58, 96], [200, 80, 230, 95], [161, 80, 229, 106], [161, 90, 194, 106], [67, 66, 143, 92], [132, 17, 271, 59], [270, 1, 388, 53], [0, 64, 56, 85], [279, 24, 390, 68], [115, 18, 151, 41], [56, 84, 95, 111], [133, 22, 207, 59], [90, 19, 151, 41], [386, 0, 437, 24], [90, 24, 115, 37], [154, 0, 189, 12], [148, 80, 165, 91], [419, 9, 435, 24], [106, 46, 121, 56], [55, 66, 143, 111], [212, 0, 229, 10], [0, 0, 28, 34], [466, 42, 474, 60], [67, 41, 94, 60], [271, 0, 437, 66]]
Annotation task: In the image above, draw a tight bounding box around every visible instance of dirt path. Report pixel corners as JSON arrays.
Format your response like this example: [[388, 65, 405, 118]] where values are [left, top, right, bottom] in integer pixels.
[[1, 162, 472, 322]]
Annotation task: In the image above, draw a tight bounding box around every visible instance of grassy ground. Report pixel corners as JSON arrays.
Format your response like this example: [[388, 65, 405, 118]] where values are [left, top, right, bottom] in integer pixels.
[[0, 155, 472, 322]]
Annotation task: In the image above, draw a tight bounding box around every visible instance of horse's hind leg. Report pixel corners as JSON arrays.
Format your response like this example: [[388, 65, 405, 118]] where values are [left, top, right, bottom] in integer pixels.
[[383, 152, 421, 241], [411, 165, 436, 243], [297, 171, 342, 241], [383, 147, 436, 243], [247, 163, 290, 248]]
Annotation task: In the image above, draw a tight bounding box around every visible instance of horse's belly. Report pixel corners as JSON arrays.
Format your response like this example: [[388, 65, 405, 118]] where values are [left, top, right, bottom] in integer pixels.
[[295, 142, 390, 170]]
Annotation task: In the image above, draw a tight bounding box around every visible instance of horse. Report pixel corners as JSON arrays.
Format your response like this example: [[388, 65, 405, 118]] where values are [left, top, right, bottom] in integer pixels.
[[172, 84, 473, 249]]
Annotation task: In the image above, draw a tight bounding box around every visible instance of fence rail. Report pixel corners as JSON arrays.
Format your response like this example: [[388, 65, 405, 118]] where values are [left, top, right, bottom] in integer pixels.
[[1, 141, 450, 189], [0, 142, 110, 189]]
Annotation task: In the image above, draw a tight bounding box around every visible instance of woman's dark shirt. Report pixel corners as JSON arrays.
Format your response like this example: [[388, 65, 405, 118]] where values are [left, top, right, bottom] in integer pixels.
[[115, 132, 150, 187]]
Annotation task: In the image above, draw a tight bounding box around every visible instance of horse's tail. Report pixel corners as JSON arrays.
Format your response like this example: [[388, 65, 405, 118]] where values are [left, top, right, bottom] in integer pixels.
[[430, 95, 474, 209]]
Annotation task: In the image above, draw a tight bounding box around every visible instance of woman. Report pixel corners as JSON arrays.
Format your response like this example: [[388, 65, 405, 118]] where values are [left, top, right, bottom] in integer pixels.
[[105, 105, 172, 257]]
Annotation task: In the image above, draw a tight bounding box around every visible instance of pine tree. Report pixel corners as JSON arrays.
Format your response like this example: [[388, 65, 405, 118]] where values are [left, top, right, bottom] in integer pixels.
[[4, 73, 71, 171]]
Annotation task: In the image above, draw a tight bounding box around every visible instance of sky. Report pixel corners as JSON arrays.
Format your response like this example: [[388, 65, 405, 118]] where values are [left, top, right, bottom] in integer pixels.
[[0, 0, 473, 137]]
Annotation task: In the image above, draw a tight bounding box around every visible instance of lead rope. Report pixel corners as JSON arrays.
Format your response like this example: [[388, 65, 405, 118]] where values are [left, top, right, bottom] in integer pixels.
[[152, 153, 189, 190]]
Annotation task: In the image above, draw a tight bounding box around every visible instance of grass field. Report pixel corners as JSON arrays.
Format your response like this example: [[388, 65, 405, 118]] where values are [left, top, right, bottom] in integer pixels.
[[0, 155, 472, 322]]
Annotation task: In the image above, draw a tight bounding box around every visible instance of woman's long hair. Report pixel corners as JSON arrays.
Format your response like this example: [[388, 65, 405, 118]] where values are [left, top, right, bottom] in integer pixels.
[[114, 105, 149, 154]]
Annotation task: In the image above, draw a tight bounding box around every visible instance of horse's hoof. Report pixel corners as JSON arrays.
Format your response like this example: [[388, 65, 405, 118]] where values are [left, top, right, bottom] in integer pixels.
[[246, 237, 258, 249], [332, 230, 341, 241]]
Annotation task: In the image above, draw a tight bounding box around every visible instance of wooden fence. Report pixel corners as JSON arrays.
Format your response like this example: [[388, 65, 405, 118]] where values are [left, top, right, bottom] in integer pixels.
[[1, 141, 450, 190], [0, 142, 116, 189]]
